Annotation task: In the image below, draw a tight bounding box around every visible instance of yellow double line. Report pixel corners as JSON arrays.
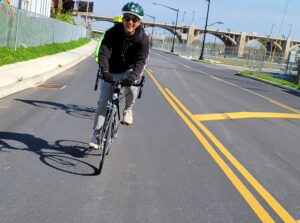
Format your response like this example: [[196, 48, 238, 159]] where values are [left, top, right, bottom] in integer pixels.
[[146, 69, 297, 223], [194, 112, 300, 121]]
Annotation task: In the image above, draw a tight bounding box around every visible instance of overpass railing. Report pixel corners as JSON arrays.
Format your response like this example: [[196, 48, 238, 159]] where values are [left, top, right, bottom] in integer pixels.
[[0, 4, 90, 48]]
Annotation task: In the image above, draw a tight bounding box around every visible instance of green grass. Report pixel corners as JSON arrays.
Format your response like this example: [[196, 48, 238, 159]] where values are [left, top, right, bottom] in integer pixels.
[[241, 70, 300, 90], [0, 38, 90, 66]]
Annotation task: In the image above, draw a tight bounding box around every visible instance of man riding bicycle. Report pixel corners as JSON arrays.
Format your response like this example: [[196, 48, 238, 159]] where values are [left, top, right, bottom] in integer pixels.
[[94, 15, 123, 63], [89, 2, 149, 150]]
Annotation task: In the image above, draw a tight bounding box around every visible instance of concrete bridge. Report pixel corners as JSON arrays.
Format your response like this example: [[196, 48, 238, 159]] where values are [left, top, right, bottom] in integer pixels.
[[81, 12, 300, 58]]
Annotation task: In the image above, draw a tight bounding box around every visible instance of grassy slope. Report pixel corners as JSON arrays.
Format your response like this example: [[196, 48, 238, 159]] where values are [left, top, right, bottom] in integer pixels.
[[0, 38, 90, 66], [241, 70, 300, 90]]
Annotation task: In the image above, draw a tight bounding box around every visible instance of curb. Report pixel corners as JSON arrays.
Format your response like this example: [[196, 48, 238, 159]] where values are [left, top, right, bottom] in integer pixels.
[[0, 46, 94, 99]]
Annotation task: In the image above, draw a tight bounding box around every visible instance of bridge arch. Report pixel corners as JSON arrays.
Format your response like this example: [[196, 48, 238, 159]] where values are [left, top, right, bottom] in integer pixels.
[[288, 44, 300, 53], [192, 33, 237, 48], [84, 13, 300, 59], [143, 24, 183, 43], [189, 33, 223, 45], [261, 39, 282, 52], [245, 39, 266, 49]]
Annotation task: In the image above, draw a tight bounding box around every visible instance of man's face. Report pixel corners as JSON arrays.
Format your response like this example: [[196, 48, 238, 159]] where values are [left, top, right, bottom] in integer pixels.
[[122, 13, 141, 35]]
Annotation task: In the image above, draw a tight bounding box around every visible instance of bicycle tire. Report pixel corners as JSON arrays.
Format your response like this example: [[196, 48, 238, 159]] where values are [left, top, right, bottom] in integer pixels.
[[106, 109, 120, 156], [111, 110, 120, 138], [97, 111, 112, 174], [104, 110, 115, 156]]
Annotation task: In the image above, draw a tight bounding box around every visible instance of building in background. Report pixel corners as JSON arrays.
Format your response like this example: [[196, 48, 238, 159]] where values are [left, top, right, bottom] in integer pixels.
[[6, 0, 52, 17], [61, 0, 74, 12], [74, 0, 93, 13], [1, 0, 94, 18], [52, 0, 75, 12], [51, 0, 95, 14]]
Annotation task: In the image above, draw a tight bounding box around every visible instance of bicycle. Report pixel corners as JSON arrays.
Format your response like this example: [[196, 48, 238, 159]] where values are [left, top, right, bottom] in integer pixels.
[[94, 70, 145, 175]]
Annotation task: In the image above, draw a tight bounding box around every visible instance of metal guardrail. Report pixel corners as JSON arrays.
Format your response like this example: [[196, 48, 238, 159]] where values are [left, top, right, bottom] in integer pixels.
[[0, 4, 89, 48]]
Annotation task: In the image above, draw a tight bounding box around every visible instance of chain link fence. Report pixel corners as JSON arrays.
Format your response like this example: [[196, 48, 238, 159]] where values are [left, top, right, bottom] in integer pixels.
[[152, 40, 289, 73], [153, 39, 300, 84], [0, 4, 89, 49]]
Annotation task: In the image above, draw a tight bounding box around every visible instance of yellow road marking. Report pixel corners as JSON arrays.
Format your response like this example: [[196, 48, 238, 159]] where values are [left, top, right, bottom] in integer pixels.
[[146, 70, 275, 223], [165, 88, 296, 223], [153, 52, 300, 114], [194, 112, 300, 121], [211, 76, 300, 114]]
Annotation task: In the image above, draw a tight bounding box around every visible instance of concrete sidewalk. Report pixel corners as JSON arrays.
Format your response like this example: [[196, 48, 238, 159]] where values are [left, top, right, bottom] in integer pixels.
[[0, 39, 97, 99]]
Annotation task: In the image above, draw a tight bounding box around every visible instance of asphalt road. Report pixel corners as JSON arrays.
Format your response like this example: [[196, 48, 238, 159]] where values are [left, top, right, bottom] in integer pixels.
[[0, 51, 299, 223]]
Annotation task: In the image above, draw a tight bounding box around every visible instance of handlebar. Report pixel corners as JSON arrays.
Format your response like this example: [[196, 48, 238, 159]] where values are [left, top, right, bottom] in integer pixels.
[[94, 68, 145, 90], [106, 76, 145, 87]]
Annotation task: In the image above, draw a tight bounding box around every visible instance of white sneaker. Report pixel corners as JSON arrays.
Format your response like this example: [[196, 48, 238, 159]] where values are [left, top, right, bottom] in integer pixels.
[[89, 135, 99, 150], [122, 110, 133, 125]]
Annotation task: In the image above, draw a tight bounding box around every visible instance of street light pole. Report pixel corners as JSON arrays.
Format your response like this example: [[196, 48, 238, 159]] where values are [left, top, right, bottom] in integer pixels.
[[213, 29, 219, 56], [182, 11, 186, 25], [269, 24, 276, 58], [287, 23, 292, 38], [171, 9, 179, 53], [199, 0, 210, 60], [270, 24, 276, 36], [153, 2, 179, 53], [145, 14, 156, 47], [192, 10, 195, 24]]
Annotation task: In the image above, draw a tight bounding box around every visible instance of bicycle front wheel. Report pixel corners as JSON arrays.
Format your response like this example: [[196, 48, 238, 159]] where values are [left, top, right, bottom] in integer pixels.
[[97, 111, 112, 174], [104, 108, 116, 156]]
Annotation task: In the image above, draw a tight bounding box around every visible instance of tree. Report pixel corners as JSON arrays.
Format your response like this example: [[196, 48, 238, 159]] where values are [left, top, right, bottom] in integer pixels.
[[52, 2, 74, 24]]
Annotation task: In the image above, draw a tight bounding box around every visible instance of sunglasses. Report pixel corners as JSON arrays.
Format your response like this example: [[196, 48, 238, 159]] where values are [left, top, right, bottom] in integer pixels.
[[124, 15, 140, 23]]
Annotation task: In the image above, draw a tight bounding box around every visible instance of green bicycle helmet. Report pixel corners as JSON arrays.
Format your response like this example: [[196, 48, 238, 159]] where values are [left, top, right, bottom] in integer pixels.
[[113, 15, 123, 23], [122, 2, 144, 19]]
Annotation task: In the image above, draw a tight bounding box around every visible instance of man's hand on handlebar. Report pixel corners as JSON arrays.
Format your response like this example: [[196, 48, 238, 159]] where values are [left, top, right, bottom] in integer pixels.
[[122, 75, 136, 86], [103, 72, 114, 83]]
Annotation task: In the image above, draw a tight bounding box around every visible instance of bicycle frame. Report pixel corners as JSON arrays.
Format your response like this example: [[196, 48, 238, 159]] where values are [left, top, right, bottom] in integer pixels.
[[96, 81, 123, 174], [95, 77, 145, 175]]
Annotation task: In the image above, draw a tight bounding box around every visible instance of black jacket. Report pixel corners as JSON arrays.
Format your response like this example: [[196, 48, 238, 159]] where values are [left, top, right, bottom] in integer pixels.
[[98, 23, 150, 79]]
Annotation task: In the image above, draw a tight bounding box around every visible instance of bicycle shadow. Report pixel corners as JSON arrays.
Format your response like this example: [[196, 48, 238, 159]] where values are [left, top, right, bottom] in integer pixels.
[[14, 99, 96, 120], [0, 131, 99, 176]]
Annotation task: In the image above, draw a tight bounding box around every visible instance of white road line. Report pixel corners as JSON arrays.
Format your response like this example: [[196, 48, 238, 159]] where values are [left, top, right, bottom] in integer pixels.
[[153, 51, 210, 75]]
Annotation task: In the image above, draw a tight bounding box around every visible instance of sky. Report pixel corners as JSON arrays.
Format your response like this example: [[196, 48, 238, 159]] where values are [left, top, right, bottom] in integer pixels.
[[91, 0, 300, 40]]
